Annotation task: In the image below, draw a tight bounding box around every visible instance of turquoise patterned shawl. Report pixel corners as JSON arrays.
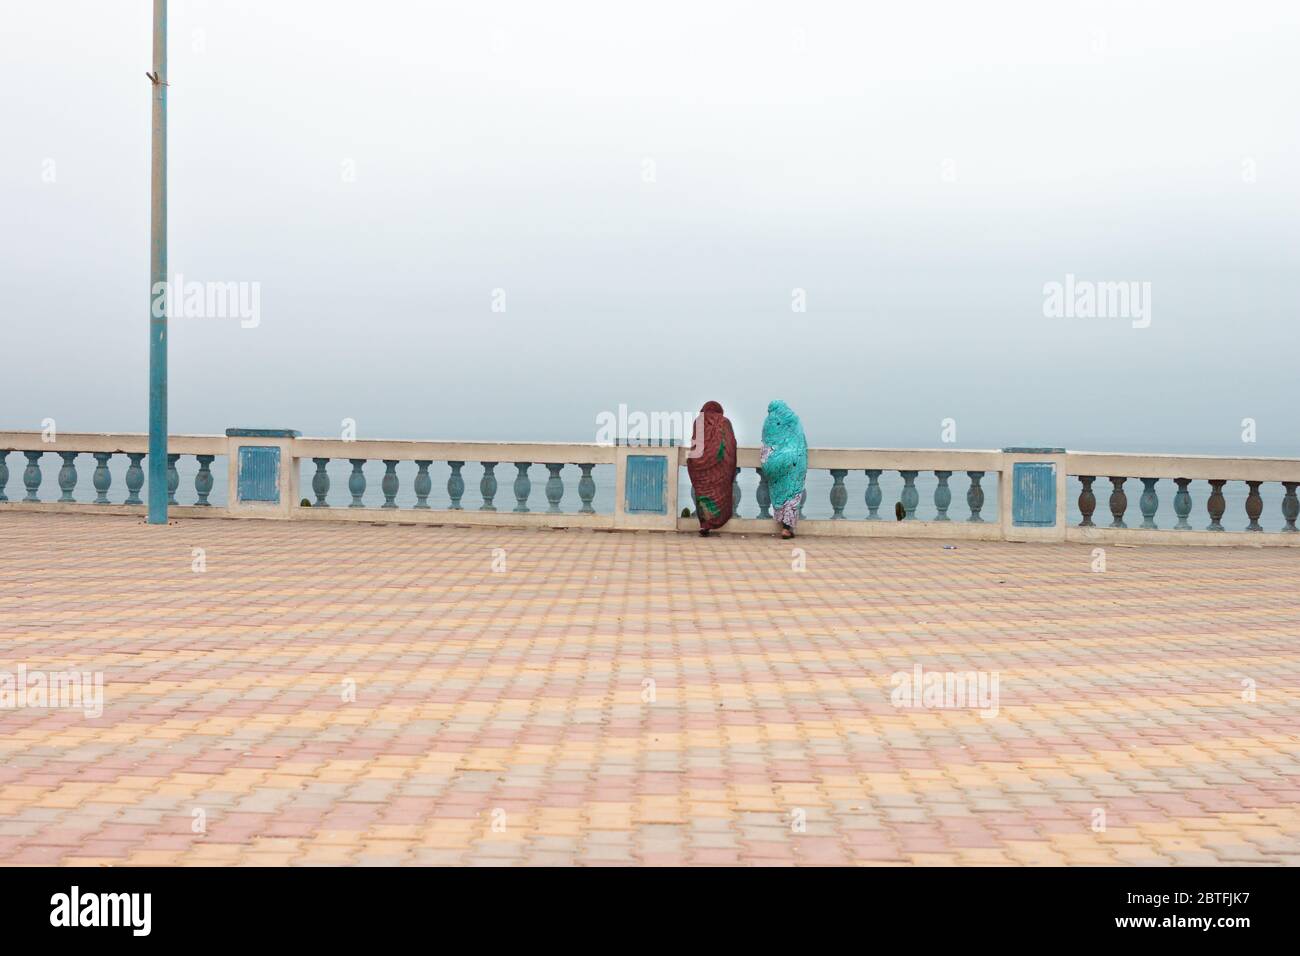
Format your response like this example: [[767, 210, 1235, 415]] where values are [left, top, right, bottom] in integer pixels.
[[760, 400, 807, 509]]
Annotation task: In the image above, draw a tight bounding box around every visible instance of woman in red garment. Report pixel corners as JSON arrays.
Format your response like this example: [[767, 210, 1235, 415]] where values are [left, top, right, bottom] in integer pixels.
[[686, 400, 738, 536]]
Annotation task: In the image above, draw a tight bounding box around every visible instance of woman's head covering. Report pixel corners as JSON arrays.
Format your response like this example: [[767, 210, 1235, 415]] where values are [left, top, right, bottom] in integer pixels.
[[762, 400, 803, 447], [701, 400, 724, 415]]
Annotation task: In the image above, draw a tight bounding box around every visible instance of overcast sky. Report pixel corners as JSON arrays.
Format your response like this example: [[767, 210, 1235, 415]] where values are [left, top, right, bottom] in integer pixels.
[[2, 1, 1297, 453]]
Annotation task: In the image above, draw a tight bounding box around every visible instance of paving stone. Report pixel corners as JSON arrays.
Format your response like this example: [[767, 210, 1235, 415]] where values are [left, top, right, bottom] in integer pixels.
[[1, 512, 1297, 866]]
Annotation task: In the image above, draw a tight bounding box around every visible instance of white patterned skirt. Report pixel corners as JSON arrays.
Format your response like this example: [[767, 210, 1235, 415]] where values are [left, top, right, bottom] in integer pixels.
[[772, 490, 804, 529]]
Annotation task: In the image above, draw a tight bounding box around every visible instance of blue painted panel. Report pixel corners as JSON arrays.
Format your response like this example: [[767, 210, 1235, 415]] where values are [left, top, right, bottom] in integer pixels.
[[237, 445, 281, 503], [1012, 462, 1056, 526], [226, 428, 301, 438], [625, 455, 667, 514]]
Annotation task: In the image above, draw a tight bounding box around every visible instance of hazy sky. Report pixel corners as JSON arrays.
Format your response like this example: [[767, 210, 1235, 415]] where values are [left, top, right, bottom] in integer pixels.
[[2, 1, 1297, 453]]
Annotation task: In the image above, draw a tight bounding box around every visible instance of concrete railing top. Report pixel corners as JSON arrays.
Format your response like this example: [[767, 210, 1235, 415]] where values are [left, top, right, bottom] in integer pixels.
[[0, 431, 227, 456], [292, 437, 618, 465], [706, 446, 1006, 470], [4, 431, 1298, 477]]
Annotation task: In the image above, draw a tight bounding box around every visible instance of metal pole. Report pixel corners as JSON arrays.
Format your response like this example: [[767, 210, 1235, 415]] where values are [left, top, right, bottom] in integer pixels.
[[147, 0, 168, 524]]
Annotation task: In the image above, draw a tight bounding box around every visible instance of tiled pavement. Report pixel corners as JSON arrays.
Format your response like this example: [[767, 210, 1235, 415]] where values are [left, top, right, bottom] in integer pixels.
[[1, 511, 1297, 866]]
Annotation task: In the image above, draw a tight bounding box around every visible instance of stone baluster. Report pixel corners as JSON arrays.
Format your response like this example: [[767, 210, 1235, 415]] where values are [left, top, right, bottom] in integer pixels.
[[23, 451, 42, 502], [92, 452, 113, 504], [480, 462, 498, 511], [864, 469, 882, 520], [1245, 480, 1263, 532], [1206, 479, 1226, 531], [513, 462, 531, 513], [733, 467, 742, 519], [933, 470, 952, 521], [1138, 477, 1159, 529], [755, 468, 771, 518], [312, 458, 330, 507], [413, 460, 432, 509], [447, 461, 465, 510], [0, 450, 9, 502], [578, 464, 596, 513], [166, 454, 180, 505], [545, 464, 564, 513], [1077, 476, 1096, 526], [348, 459, 367, 508], [381, 460, 400, 509], [125, 453, 145, 505], [195, 455, 214, 506], [1107, 477, 1127, 528], [1283, 482, 1299, 533], [829, 469, 847, 519], [966, 471, 985, 523], [1173, 478, 1192, 530], [899, 470, 919, 520], [57, 451, 78, 502]]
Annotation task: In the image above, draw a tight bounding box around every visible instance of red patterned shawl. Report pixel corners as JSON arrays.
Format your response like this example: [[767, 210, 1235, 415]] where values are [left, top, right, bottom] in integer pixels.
[[686, 401, 738, 530]]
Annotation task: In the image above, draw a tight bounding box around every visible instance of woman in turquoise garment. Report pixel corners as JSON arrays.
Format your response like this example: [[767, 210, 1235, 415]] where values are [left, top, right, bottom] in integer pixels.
[[759, 400, 808, 539]]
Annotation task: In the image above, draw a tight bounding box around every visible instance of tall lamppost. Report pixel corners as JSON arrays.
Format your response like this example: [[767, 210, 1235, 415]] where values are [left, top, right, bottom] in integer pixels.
[[147, 0, 168, 524]]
